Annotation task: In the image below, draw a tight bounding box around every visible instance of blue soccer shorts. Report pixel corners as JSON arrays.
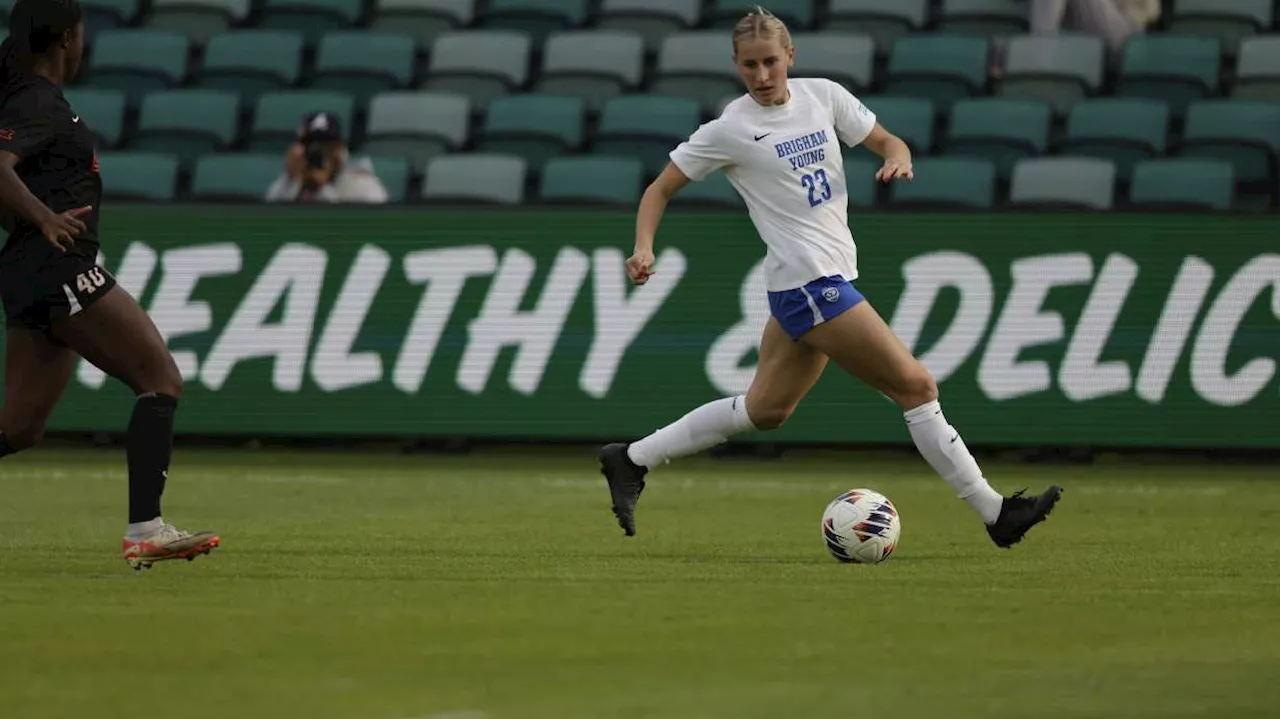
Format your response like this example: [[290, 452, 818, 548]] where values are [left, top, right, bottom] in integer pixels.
[[766, 275, 866, 341]]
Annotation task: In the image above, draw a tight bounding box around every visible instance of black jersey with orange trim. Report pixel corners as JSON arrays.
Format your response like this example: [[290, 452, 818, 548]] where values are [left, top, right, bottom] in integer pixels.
[[0, 69, 101, 261]]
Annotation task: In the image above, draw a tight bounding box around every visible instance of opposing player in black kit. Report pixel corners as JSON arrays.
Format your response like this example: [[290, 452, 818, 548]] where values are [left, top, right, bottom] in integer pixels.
[[0, 0, 219, 570]]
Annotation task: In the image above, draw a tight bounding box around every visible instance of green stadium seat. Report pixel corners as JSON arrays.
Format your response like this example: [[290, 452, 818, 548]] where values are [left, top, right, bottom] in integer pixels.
[[1010, 157, 1116, 209], [1234, 36, 1280, 100], [540, 156, 643, 204], [82, 0, 138, 42], [1115, 35, 1221, 113], [844, 95, 934, 164], [710, 0, 814, 29], [479, 0, 588, 42], [477, 94, 584, 170], [826, 0, 926, 54], [422, 31, 532, 109], [197, 30, 303, 101], [422, 154, 528, 204], [191, 153, 283, 200], [1129, 158, 1234, 211], [885, 35, 989, 109], [888, 157, 996, 208], [671, 170, 743, 208], [259, 0, 363, 43], [248, 90, 355, 154], [593, 95, 701, 176], [1061, 98, 1169, 181], [945, 98, 1051, 180], [997, 34, 1104, 114], [790, 33, 875, 93], [367, 155, 411, 202], [1178, 100, 1280, 188], [1167, 0, 1272, 55], [843, 156, 880, 208], [651, 32, 742, 114], [534, 31, 644, 111], [311, 32, 416, 103], [596, 0, 700, 51], [64, 88, 127, 148], [361, 92, 470, 171], [98, 151, 179, 201], [937, 0, 1028, 37], [86, 29, 189, 105], [146, 0, 249, 44], [131, 89, 239, 167], [371, 0, 473, 46]]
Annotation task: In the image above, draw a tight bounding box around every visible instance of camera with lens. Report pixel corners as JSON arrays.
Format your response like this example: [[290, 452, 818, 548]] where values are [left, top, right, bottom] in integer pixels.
[[304, 142, 327, 170]]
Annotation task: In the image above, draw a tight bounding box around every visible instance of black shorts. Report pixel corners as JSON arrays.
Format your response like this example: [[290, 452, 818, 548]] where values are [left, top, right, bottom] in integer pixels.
[[0, 245, 117, 330]]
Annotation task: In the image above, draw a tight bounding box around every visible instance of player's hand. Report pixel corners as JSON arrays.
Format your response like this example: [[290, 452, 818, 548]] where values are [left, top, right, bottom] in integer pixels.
[[876, 157, 914, 183], [39, 205, 91, 252], [625, 249, 656, 285]]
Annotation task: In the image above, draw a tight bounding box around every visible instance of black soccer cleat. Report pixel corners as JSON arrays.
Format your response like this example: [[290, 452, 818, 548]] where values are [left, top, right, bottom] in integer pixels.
[[986, 485, 1064, 548], [598, 443, 647, 537]]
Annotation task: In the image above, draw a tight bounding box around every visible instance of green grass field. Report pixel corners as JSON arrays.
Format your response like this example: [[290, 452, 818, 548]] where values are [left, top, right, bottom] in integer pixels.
[[1, 444, 1278, 719]]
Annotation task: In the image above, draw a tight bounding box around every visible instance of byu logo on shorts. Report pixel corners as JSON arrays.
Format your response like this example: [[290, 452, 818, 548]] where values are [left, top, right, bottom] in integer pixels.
[[822, 286, 840, 303]]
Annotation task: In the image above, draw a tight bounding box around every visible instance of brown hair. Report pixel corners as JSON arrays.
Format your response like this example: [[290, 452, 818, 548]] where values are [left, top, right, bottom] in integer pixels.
[[731, 6, 794, 56]]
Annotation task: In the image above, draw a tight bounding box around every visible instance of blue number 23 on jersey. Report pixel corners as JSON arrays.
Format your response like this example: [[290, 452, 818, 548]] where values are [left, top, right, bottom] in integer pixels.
[[801, 169, 832, 207]]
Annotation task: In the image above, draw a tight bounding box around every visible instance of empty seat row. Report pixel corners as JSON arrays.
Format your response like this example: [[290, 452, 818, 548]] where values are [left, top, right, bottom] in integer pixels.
[[99, 151, 645, 205], [890, 157, 1239, 211], [41, 0, 1280, 50], [68, 85, 1280, 203], [97, 151, 1244, 212], [76, 27, 1280, 116]]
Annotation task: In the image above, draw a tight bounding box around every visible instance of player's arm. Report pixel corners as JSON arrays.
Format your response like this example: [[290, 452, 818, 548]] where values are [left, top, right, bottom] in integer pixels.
[[627, 120, 732, 285], [862, 124, 914, 183], [0, 151, 89, 251], [829, 81, 912, 184], [0, 88, 90, 250], [629, 162, 691, 285]]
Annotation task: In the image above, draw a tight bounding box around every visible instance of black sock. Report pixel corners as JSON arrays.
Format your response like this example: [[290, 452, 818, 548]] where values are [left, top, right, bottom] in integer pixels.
[[127, 393, 178, 524], [0, 433, 12, 459]]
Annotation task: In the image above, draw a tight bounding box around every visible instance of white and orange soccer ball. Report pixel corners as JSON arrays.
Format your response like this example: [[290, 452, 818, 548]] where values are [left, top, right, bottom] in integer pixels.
[[821, 488, 901, 564]]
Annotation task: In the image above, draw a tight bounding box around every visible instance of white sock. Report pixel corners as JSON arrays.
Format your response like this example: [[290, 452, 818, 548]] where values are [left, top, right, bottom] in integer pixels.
[[127, 516, 163, 540], [904, 400, 1004, 524], [627, 395, 758, 469]]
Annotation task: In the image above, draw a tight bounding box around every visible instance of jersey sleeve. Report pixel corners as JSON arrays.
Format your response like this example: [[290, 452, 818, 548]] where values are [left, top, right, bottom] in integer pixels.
[[669, 119, 733, 182], [0, 85, 57, 160], [829, 81, 877, 148]]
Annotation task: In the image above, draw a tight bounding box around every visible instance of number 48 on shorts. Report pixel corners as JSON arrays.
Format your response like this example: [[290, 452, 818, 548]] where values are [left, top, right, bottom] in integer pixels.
[[75, 267, 108, 295], [1, 256, 117, 330], [59, 263, 117, 320]]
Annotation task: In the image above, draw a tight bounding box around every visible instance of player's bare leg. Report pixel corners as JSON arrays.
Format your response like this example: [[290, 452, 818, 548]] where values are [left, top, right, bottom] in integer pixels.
[[802, 301, 1062, 548], [600, 318, 827, 535], [0, 327, 78, 457], [50, 285, 219, 569]]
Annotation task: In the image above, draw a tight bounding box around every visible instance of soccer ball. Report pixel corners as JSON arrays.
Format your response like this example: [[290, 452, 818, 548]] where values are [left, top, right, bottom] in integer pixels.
[[821, 488, 901, 564]]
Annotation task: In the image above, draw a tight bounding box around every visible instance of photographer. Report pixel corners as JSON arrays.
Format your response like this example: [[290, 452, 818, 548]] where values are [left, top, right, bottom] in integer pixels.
[[265, 111, 388, 204]]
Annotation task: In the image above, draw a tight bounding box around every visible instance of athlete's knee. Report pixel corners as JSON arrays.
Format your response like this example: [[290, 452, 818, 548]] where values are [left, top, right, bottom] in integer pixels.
[[747, 402, 796, 431], [136, 353, 183, 398], [892, 367, 938, 410]]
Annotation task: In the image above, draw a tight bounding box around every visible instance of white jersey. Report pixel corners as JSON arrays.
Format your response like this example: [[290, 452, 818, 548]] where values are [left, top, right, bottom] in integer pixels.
[[668, 78, 877, 292]]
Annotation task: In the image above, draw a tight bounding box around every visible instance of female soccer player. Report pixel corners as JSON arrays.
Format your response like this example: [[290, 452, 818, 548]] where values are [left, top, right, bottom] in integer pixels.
[[0, 0, 219, 569], [599, 7, 1062, 547]]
